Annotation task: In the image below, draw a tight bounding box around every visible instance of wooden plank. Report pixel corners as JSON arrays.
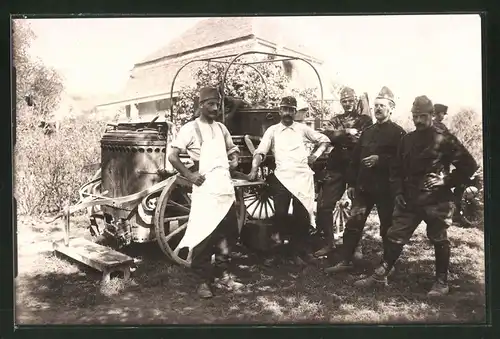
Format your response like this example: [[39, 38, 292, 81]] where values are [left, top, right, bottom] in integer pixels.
[[53, 237, 134, 272]]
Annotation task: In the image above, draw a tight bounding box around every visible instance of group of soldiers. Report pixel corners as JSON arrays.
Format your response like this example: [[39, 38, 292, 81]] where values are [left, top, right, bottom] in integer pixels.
[[167, 85, 479, 299]]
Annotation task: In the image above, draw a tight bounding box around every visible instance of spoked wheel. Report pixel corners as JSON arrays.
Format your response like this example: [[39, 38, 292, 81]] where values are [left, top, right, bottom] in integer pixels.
[[460, 186, 483, 226], [241, 165, 275, 222], [332, 194, 351, 238], [154, 176, 192, 267]]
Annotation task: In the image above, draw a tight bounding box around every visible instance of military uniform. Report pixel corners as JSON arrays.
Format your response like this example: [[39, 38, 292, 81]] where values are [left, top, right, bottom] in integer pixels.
[[432, 103, 471, 226], [325, 87, 406, 273], [315, 87, 373, 256], [354, 95, 478, 296], [432, 103, 449, 132]]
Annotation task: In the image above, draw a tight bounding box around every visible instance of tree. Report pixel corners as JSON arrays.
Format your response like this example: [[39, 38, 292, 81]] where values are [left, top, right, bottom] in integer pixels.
[[13, 20, 36, 111], [174, 60, 290, 126], [13, 20, 64, 124]]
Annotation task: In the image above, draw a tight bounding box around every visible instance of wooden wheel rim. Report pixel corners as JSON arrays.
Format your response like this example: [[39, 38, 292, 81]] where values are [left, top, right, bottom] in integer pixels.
[[154, 176, 192, 267]]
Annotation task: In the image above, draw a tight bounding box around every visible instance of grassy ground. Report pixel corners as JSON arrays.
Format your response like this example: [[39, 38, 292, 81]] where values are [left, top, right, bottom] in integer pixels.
[[15, 213, 486, 325]]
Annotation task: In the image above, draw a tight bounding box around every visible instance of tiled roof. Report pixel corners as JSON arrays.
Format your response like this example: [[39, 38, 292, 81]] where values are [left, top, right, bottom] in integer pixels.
[[138, 17, 315, 65], [106, 17, 324, 105], [139, 17, 255, 64]]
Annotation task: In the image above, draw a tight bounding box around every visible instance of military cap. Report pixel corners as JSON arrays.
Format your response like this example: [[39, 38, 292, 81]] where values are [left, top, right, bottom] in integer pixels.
[[340, 87, 356, 100], [434, 103, 448, 114], [376, 86, 395, 104], [280, 96, 297, 108], [199, 86, 220, 103], [411, 95, 434, 113]]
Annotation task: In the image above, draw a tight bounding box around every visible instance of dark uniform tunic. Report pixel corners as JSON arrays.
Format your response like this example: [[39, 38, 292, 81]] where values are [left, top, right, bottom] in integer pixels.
[[317, 112, 373, 240], [343, 120, 406, 242], [432, 120, 448, 133], [387, 125, 478, 245]]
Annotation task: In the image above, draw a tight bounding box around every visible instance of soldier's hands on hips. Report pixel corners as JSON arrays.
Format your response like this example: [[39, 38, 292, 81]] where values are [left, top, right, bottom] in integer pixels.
[[362, 155, 379, 168], [188, 172, 205, 186], [395, 194, 407, 208], [424, 173, 445, 189], [347, 187, 355, 200]]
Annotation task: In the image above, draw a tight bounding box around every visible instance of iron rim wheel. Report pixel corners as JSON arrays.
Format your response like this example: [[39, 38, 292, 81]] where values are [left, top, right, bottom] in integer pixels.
[[154, 176, 192, 267]]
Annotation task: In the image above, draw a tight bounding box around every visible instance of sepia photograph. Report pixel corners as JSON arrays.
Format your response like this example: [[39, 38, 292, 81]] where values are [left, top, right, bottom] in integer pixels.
[[13, 14, 485, 325]]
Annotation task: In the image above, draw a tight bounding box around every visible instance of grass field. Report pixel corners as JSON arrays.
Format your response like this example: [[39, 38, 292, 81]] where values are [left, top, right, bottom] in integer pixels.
[[15, 213, 486, 325]]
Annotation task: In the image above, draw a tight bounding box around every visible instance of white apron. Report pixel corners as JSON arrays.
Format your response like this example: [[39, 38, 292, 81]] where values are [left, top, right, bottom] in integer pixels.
[[273, 128, 317, 228], [175, 121, 236, 251]]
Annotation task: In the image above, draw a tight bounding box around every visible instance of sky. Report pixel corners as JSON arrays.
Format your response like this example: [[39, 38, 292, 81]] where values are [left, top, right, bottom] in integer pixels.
[[24, 15, 482, 112]]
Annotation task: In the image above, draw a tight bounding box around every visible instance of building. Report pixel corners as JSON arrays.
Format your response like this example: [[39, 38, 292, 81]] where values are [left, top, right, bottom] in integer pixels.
[[95, 17, 333, 121]]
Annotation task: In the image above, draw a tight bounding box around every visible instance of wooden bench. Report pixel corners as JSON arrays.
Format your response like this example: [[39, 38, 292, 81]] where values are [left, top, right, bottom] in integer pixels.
[[53, 237, 135, 284]]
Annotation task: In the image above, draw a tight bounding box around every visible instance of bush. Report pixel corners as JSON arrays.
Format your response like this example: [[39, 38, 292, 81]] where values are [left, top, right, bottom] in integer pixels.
[[14, 116, 106, 216], [448, 108, 483, 169]]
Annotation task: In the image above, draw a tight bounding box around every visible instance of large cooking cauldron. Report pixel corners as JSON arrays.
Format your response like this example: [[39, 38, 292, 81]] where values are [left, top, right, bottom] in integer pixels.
[[99, 121, 169, 243]]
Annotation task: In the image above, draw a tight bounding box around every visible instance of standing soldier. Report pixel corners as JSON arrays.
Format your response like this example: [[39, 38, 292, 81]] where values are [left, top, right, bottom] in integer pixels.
[[353, 95, 478, 296], [314, 87, 373, 257], [433, 103, 474, 227], [168, 86, 241, 299], [248, 96, 330, 265], [432, 103, 449, 132], [325, 86, 406, 274]]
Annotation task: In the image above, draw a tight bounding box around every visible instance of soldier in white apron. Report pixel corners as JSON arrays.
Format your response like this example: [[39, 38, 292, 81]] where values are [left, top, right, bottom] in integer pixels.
[[248, 96, 331, 265], [168, 87, 241, 299]]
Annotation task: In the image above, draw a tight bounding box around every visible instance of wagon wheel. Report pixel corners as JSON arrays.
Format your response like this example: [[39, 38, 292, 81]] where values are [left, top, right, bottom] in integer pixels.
[[154, 175, 248, 267], [332, 195, 351, 239], [241, 164, 275, 221], [86, 168, 102, 216], [460, 186, 483, 226], [154, 176, 192, 267]]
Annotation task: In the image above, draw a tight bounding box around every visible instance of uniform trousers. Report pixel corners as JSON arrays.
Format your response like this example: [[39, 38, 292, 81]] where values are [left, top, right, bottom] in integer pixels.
[[381, 199, 454, 279], [269, 174, 310, 257], [340, 188, 394, 259], [316, 169, 347, 244]]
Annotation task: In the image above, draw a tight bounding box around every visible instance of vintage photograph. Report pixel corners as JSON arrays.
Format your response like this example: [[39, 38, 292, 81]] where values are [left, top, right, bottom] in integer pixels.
[[13, 14, 485, 324]]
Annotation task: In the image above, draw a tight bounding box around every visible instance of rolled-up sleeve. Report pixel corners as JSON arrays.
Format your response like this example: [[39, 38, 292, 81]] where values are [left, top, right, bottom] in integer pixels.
[[254, 126, 274, 159], [219, 123, 240, 155], [302, 125, 331, 145], [170, 123, 194, 154]]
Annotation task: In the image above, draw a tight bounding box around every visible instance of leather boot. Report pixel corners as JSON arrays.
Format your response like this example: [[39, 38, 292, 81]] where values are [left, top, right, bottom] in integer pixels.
[[428, 242, 450, 297], [428, 275, 449, 297], [314, 211, 335, 257], [354, 262, 390, 287], [324, 260, 354, 274], [217, 271, 244, 291], [324, 229, 361, 273], [197, 283, 214, 298], [354, 241, 403, 288]]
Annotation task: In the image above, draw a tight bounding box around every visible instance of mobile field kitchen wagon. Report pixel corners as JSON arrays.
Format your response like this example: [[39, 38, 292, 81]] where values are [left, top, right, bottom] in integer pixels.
[[50, 51, 358, 279]]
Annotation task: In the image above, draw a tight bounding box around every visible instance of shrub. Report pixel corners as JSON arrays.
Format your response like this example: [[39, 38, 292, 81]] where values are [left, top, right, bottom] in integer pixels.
[[448, 108, 483, 169], [14, 116, 106, 216]]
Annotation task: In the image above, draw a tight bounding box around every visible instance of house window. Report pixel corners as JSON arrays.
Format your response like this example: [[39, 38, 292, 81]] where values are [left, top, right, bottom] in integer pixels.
[[125, 105, 131, 118]]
